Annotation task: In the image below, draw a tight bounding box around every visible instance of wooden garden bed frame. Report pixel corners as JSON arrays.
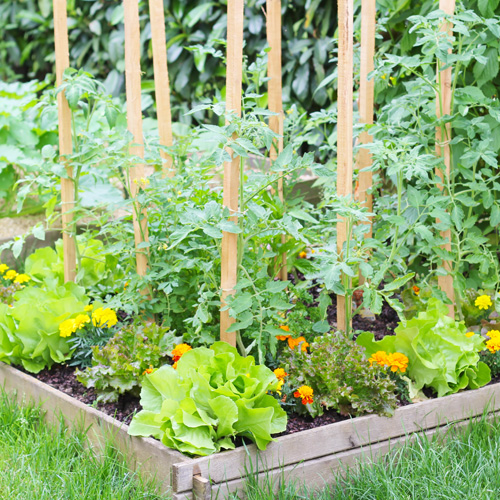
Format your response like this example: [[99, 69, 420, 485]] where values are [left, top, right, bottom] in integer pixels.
[[2, 361, 500, 499]]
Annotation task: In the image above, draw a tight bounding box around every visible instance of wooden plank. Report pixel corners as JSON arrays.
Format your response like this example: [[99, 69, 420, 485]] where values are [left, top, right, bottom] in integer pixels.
[[124, 0, 149, 277], [336, 0, 354, 332], [436, 0, 456, 317], [267, 0, 287, 282], [148, 0, 174, 177], [0, 362, 190, 494], [212, 414, 495, 498], [220, 0, 245, 345], [171, 380, 500, 493], [53, 0, 76, 282], [356, 0, 376, 241], [193, 475, 211, 500]]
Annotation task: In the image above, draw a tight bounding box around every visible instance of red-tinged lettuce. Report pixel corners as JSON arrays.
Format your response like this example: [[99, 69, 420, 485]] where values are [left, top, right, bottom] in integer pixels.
[[357, 298, 491, 398], [128, 342, 287, 456]]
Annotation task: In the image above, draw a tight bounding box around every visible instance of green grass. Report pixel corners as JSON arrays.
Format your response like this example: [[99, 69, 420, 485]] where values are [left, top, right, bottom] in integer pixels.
[[226, 414, 500, 499], [3, 389, 500, 500], [0, 390, 166, 500]]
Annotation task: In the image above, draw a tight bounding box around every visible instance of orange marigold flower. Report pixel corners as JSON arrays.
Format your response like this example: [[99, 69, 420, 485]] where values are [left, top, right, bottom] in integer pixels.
[[172, 343, 192, 362], [369, 351, 390, 367], [412, 285, 420, 296], [273, 368, 288, 381], [486, 330, 500, 353], [276, 334, 291, 341], [298, 251, 307, 259], [279, 325, 290, 332], [173, 361, 178, 369], [387, 352, 409, 373], [143, 366, 154, 375], [294, 385, 314, 405], [287, 336, 309, 352]]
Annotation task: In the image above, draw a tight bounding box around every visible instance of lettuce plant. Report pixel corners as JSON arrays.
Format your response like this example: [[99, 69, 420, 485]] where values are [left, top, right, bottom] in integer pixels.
[[128, 342, 287, 456], [0, 281, 89, 373], [357, 299, 491, 398]]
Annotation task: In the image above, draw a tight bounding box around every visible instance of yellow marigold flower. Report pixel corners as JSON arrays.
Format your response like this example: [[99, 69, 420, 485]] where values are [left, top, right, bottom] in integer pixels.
[[475, 294, 492, 310], [273, 368, 288, 381], [369, 351, 390, 367], [0, 264, 9, 274], [387, 352, 409, 373], [465, 331, 475, 338], [294, 385, 313, 405], [172, 343, 192, 362], [486, 333, 500, 354], [92, 307, 118, 328], [488, 329, 500, 339], [287, 336, 309, 352], [298, 251, 307, 259], [4, 270, 18, 281], [14, 274, 30, 284], [84, 304, 94, 312], [59, 319, 76, 338], [276, 379, 285, 395], [73, 314, 90, 331], [412, 285, 420, 296]]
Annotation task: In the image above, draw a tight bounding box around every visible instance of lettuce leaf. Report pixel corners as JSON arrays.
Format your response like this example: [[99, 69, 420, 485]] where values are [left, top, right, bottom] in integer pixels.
[[128, 342, 287, 456]]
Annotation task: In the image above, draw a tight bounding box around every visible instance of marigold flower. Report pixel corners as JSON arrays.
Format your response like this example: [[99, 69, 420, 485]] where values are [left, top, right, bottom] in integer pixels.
[[273, 368, 288, 381], [172, 343, 192, 362], [0, 264, 9, 274], [369, 351, 390, 367], [488, 329, 500, 339], [279, 325, 290, 332], [92, 307, 118, 328], [73, 314, 90, 331], [59, 319, 76, 338], [173, 361, 178, 369], [287, 336, 309, 352], [412, 285, 420, 296], [4, 270, 18, 281], [276, 379, 285, 395], [143, 366, 154, 375], [276, 334, 291, 341], [294, 385, 314, 405], [387, 352, 409, 373], [84, 304, 94, 312], [486, 333, 500, 354], [465, 331, 475, 338], [14, 274, 30, 284], [475, 294, 492, 310], [298, 251, 307, 259]]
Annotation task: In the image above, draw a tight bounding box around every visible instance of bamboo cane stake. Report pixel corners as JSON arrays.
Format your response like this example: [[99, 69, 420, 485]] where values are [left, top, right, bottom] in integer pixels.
[[148, 0, 174, 176], [356, 0, 376, 240], [53, 0, 76, 283], [336, 0, 354, 333], [124, 0, 149, 277], [436, 0, 456, 317], [220, 0, 244, 346], [266, 0, 287, 282]]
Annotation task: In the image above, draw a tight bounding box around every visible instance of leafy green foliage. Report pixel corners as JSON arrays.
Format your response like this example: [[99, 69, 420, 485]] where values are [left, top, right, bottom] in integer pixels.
[[357, 299, 491, 398], [284, 331, 398, 418], [0, 282, 89, 373], [77, 322, 177, 403], [128, 342, 287, 456]]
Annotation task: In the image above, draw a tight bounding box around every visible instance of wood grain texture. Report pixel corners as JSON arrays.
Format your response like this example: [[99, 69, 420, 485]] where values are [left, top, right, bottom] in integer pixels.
[[53, 0, 76, 282], [193, 475, 211, 500], [436, 0, 456, 317], [172, 380, 500, 493], [149, 0, 174, 177], [336, 0, 354, 332], [267, 0, 287, 282], [356, 0, 376, 237], [124, 0, 149, 277], [220, 0, 244, 345]]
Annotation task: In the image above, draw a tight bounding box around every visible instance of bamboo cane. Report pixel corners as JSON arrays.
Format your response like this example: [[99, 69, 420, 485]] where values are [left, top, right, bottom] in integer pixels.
[[266, 0, 287, 282], [220, 0, 244, 345], [336, 0, 354, 333], [436, 0, 456, 317], [53, 0, 76, 282], [124, 0, 149, 277], [148, 0, 174, 176]]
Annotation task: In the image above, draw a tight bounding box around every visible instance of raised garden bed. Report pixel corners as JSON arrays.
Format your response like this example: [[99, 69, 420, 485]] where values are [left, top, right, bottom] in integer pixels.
[[2, 361, 500, 499]]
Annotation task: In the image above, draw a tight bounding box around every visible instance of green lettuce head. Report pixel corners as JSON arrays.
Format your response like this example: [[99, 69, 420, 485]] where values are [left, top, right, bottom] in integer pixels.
[[357, 298, 491, 398], [128, 342, 287, 456]]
